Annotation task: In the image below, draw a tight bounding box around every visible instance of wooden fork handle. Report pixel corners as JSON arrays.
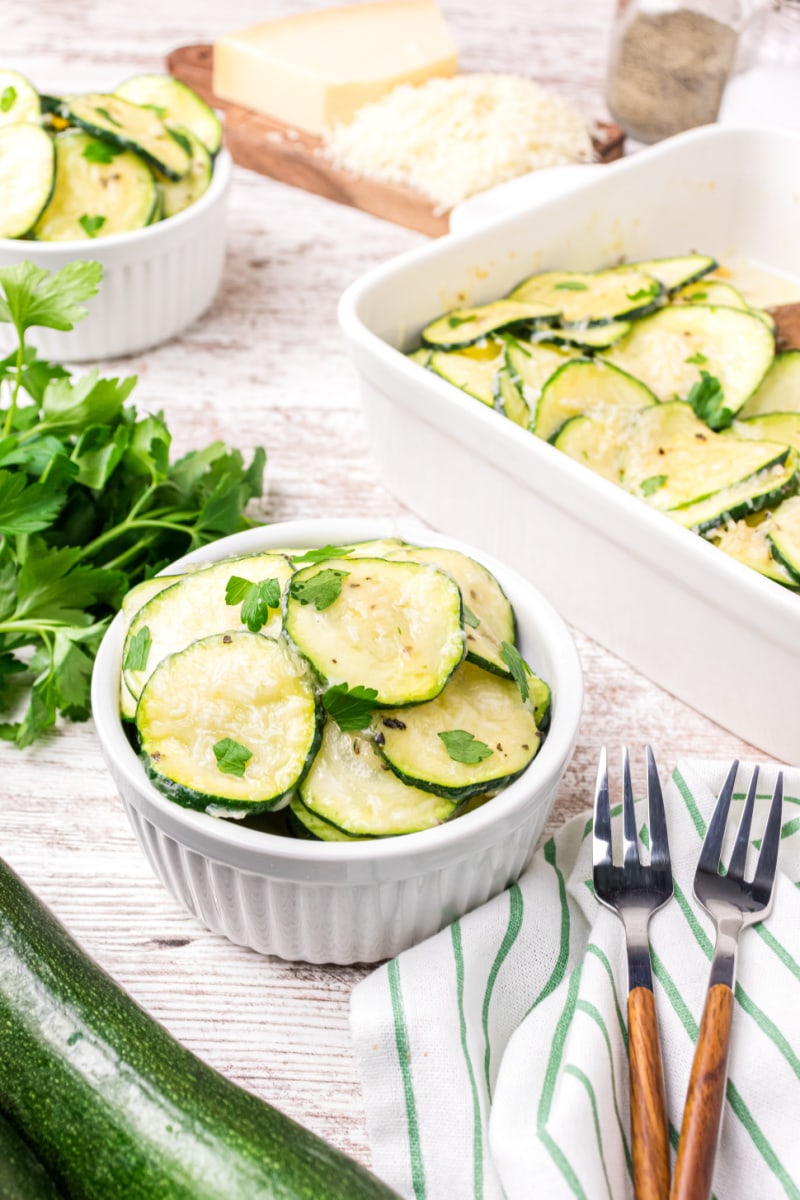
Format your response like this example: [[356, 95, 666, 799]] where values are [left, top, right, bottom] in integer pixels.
[[628, 986, 671, 1200], [671, 984, 734, 1200]]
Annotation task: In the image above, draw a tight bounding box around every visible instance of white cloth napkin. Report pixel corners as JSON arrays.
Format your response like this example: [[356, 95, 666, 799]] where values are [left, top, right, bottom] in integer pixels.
[[351, 759, 800, 1200]]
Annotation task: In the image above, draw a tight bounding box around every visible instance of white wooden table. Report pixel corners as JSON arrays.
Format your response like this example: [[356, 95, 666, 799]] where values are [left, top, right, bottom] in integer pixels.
[[7, 0, 773, 1169]]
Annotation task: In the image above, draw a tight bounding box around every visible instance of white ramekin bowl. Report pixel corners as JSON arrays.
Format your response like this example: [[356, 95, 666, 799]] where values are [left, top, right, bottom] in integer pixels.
[[91, 518, 583, 964], [0, 148, 231, 361]]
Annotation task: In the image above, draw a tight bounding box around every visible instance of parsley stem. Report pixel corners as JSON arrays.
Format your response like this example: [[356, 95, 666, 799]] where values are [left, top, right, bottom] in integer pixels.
[[76, 516, 198, 563], [2, 337, 24, 439]]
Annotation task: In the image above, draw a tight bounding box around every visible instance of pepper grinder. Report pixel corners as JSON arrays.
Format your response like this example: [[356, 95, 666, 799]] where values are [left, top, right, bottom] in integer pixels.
[[719, 0, 800, 130]]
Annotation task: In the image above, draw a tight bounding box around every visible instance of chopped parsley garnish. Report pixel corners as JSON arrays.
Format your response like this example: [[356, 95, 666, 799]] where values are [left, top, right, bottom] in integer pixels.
[[688, 290, 708, 301], [168, 128, 192, 155], [292, 544, 354, 565], [289, 568, 348, 610], [0, 86, 17, 113], [438, 729, 494, 764], [640, 474, 668, 497], [123, 625, 151, 671], [82, 139, 123, 165], [94, 105, 121, 127], [144, 103, 168, 120], [500, 640, 533, 703], [225, 575, 281, 632], [79, 214, 106, 238], [213, 737, 252, 778], [554, 281, 589, 291], [463, 604, 480, 629], [447, 314, 474, 328], [322, 683, 379, 732], [685, 351, 708, 365], [626, 287, 653, 302], [687, 370, 733, 431]]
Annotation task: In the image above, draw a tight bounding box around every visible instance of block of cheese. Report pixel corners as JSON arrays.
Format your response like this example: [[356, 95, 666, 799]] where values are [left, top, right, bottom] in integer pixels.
[[213, 0, 458, 135]]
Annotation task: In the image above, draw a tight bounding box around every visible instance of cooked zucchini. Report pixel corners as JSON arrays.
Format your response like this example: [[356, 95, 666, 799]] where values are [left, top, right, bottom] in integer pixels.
[[123, 552, 293, 706], [408, 346, 432, 367], [0, 69, 40, 127], [729, 412, 800, 454], [138, 632, 321, 814], [119, 573, 183, 720], [552, 413, 632, 483], [373, 662, 540, 800], [505, 339, 574, 424], [669, 451, 798, 534], [32, 130, 159, 241], [494, 365, 532, 428], [675, 280, 749, 310], [66, 93, 191, 179], [300, 720, 456, 836], [385, 544, 516, 678], [531, 320, 632, 349], [629, 254, 717, 292], [289, 796, 366, 841], [534, 358, 656, 442], [285, 557, 465, 705], [621, 401, 791, 512], [114, 73, 223, 155], [151, 127, 212, 217], [604, 304, 775, 415], [767, 495, 800, 583], [709, 512, 798, 587], [0, 123, 55, 238], [739, 351, 800, 417], [422, 299, 560, 348], [429, 340, 505, 405], [509, 267, 663, 324]]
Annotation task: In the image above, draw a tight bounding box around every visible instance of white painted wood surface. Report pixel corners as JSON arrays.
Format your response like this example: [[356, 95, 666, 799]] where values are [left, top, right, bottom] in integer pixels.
[[6, 0, 773, 1170]]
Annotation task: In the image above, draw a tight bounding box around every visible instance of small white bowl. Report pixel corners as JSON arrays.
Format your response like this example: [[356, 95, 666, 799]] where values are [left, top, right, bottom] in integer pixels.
[[91, 519, 583, 963], [0, 148, 232, 361]]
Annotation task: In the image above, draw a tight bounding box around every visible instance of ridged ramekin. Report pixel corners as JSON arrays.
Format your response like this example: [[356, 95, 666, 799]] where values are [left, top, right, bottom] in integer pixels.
[[91, 519, 582, 964], [0, 148, 231, 361]]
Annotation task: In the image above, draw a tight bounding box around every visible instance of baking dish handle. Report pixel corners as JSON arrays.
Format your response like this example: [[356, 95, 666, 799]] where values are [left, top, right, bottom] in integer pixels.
[[448, 161, 608, 235]]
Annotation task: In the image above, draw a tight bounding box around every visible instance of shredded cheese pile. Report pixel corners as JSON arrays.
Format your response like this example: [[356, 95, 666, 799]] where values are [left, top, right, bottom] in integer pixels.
[[324, 73, 594, 211]]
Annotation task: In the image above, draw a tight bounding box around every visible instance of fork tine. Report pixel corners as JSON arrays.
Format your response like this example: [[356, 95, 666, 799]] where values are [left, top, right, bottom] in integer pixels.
[[645, 745, 670, 874], [727, 765, 759, 883], [752, 771, 784, 902], [593, 746, 612, 870], [697, 759, 739, 874], [622, 746, 640, 868]]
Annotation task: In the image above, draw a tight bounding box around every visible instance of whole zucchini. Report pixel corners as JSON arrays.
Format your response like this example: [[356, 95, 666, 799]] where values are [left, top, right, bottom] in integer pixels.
[[0, 857, 398, 1200], [0, 1110, 64, 1200]]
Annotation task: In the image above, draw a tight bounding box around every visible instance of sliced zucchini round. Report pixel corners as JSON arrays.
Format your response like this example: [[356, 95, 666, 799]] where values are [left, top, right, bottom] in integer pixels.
[[285, 557, 465, 706], [494, 365, 532, 429], [385, 544, 516, 678], [767, 495, 800, 584], [604, 304, 775, 416], [729, 413, 800, 455], [505, 339, 574, 421], [0, 70, 40, 127], [150, 127, 212, 218], [0, 123, 55, 238], [66, 94, 190, 180], [288, 797, 366, 842], [675, 280, 748, 310], [300, 721, 456, 836], [534, 357, 657, 443], [422, 299, 560, 349], [373, 662, 541, 801], [114, 74, 223, 156], [532, 320, 632, 350], [628, 255, 717, 293], [138, 632, 321, 814], [552, 410, 637, 484], [668, 450, 798, 534], [738, 351, 800, 417], [509, 268, 663, 325], [408, 346, 432, 367], [708, 512, 798, 588], [429, 340, 505, 406], [32, 130, 158, 241], [123, 552, 293, 706], [119, 573, 183, 721]]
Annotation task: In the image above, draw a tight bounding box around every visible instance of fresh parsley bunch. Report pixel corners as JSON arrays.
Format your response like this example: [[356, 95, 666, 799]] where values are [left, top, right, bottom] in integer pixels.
[[0, 260, 265, 747]]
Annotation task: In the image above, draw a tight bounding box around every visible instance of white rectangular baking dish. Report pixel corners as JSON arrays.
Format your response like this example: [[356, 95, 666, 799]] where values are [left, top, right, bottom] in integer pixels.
[[339, 125, 800, 764]]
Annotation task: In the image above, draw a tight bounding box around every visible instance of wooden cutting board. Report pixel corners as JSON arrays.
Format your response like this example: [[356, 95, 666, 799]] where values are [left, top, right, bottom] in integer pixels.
[[166, 44, 625, 237]]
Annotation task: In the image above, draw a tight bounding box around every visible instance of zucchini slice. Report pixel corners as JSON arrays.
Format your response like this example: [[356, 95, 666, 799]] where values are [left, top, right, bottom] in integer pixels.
[[429, 340, 505, 406], [150, 127, 212, 218], [289, 796, 366, 841], [729, 412, 800, 454], [604, 304, 775, 416], [300, 721, 456, 836], [505, 339, 574, 422], [119, 573, 183, 720], [668, 450, 798, 534], [284, 557, 465, 706], [535, 357, 657, 443], [552, 410, 639, 484], [422, 299, 560, 349], [621, 401, 791, 512], [373, 662, 541, 801], [123, 552, 293, 706], [494, 365, 532, 428], [531, 321, 632, 350], [66, 93, 190, 179], [509, 268, 663, 324], [0, 70, 40, 127], [767, 495, 800, 583], [408, 346, 432, 367], [32, 131, 158, 241], [739, 351, 800, 417], [675, 280, 749, 310], [114, 73, 223, 155], [629, 254, 717, 292], [708, 512, 798, 587], [0, 123, 55, 238], [385, 544, 516, 678], [138, 632, 321, 814]]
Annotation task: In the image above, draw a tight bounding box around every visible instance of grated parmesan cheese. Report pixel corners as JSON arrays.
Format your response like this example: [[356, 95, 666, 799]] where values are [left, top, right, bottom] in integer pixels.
[[323, 73, 594, 211]]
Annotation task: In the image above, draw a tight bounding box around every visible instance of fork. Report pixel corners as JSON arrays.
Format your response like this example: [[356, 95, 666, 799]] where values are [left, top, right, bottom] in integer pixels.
[[670, 762, 784, 1200], [593, 746, 673, 1200]]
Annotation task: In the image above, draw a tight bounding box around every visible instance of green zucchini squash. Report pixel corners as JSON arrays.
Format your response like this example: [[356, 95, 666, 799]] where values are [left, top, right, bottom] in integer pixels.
[[0, 1110, 64, 1200], [65, 94, 191, 180], [0, 856, 400, 1200], [509, 267, 663, 324], [114, 74, 222, 156], [0, 123, 55, 238]]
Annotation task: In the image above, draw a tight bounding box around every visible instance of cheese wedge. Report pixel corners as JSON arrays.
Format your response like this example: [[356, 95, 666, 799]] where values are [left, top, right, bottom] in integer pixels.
[[213, 0, 458, 135]]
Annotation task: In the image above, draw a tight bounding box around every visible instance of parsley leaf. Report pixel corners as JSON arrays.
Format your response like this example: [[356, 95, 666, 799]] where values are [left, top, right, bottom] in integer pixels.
[[686, 370, 733, 431], [0, 260, 102, 336], [0, 470, 65, 534], [500, 640, 533, 703], [322, 682, 379, 732], [554, 281, 588, 291], [447, 314, 474, 328], [290, 568, 348, 611], [640, 474, 668, 497], [79, 214, 107, 238], [292, 544, 354, 565], [438, 729, 494, 764], [685, 351, 708, 365], [463, 604, 480, 629], [94, 105, 121, 127], [626, 287, 653, 302], [224, 575, 281, 633], [0, 86, 17, 113], [82, 140, 123, 165], [123, 626, 151, 672], [213, 737, 252, 778]]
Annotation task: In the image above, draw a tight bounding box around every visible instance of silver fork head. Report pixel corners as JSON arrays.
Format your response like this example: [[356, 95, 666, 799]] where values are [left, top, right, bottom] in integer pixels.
[[693, 762, 784, 927]]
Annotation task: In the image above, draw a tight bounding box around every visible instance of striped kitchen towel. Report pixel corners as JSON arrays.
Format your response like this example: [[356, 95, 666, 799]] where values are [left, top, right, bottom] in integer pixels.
[[351, 759, 800, 1199]]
